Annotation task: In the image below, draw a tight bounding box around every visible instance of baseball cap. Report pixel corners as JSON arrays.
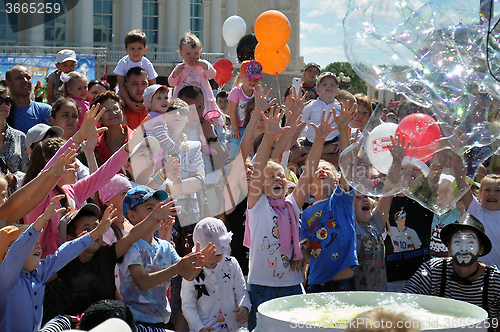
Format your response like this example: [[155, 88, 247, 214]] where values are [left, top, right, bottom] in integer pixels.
[[98, 174, 132, 204], [316, 72, 339, 86], [0, 224, 29, 262], [142, 84, 170, 111], [304, 62, 321, 71], [60, 203, 101, 227], [129, 136, 160, 159], [56, 49, 77, 64], [240, 60, 263, 80], [26, 123, 64, 148], [193, 217, 233, 255], [122, 186, 168, 218]]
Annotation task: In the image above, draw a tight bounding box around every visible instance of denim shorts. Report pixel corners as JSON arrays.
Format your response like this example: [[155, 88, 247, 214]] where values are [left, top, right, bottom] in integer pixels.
[[248, 283, 302, 330]]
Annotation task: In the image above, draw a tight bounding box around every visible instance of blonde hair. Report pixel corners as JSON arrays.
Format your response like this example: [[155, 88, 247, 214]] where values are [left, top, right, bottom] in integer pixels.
[[62, 71, 87, 97], [179, 32, 202, 51], [344, 308, 420, 332]]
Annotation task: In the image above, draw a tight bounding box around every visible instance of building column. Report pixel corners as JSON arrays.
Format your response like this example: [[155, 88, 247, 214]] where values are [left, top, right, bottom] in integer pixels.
[[210, 0, 222, 53], [202, 0, 211, 50], [178, 0, 190, 41], [130, 0, 143, 31], [80, 0, 94, 47], [25, 24, 44, 46], [120, 0, 131, 45], [165, 0, 178, 51], [224, 0, 238, 61], [112, 0, 120, 45], [158, 0, 166, 50]]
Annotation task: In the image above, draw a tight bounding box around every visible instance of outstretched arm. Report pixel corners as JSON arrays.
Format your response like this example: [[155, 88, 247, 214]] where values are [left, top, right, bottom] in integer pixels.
[[248, 105, 289, 209], [2, 148, 77, 226], [336, 102, 358, 191], [293, 109, 337, 208]]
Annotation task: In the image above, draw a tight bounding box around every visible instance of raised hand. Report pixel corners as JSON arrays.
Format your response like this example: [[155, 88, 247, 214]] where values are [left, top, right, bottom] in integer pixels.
[[388, 134, 410, 163], [80, 133, 98, 155], [263, 105, 289, 138], [254, 85, 276, 112], [33, 195, 67, 232], [198, 241, 216, 266], [163, 156, 181, 179], [73, 103, 108, 144], [151, 199, 179, 221], [89, 204, 117, 241], [310, 110, 337, 141], [335, 101, 357, 129], [47, 145, 78, 178]]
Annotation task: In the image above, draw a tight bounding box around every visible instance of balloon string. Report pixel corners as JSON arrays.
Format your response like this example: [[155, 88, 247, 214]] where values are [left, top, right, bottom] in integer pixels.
[[218, 84, 225, 93], [276, 74, 282, 103]]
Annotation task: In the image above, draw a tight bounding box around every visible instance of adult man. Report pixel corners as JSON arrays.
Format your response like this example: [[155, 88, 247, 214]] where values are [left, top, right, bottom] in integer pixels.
[[122, 67, 148, 130], [5, 65, 52, 134], [403, 214, 500, 320]]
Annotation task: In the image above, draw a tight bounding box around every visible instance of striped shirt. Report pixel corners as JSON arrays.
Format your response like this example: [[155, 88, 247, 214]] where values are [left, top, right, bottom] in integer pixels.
[[403, 258, 500, 318]]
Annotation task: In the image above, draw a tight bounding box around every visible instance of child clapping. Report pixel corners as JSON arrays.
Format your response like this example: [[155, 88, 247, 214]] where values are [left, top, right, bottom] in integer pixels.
[[181, 218, 250, 332]]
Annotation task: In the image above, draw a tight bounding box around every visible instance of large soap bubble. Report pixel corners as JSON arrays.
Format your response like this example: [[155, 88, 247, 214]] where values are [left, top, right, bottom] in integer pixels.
[[340, 0, 500, 214]]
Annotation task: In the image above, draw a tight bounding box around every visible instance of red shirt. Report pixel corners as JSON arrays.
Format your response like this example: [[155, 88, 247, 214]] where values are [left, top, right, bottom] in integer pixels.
[[95, 125, 134, 165], [124, 104, 147, 130]]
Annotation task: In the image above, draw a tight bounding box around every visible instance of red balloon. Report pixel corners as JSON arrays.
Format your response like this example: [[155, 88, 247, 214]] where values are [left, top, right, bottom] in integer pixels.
[[213, 58, 234, 85], [395, 113, 441, 162]]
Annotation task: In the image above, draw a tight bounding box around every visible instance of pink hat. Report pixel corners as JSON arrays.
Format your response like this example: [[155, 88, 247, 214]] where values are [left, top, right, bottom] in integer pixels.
[[98, 174, 132, 204], [240, 60, 263, 80], [142, 84, 170, 111]]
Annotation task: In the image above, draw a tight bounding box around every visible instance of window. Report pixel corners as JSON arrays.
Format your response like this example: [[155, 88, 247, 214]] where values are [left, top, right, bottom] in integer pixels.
[[190, 0, 203, 43], [0, 2, 18, 46], [142, 0, 158, 45], [45, 4, 66, 46], [94, 0, 112, 44]]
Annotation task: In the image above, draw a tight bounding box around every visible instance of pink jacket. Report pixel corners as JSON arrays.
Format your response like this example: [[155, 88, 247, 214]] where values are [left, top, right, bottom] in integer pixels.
[[24, 138, 129, 258]]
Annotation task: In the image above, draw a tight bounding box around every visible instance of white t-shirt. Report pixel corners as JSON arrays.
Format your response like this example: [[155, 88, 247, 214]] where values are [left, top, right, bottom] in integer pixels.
[[467, 196, 500, 267], [113, 55, 158, 79], [301, 98, 341, 142], [247, 194, 304, 287]]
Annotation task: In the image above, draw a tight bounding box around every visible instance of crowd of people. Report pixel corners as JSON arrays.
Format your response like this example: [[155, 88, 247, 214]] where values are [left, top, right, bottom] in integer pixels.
[[0, 28, 499, 332]]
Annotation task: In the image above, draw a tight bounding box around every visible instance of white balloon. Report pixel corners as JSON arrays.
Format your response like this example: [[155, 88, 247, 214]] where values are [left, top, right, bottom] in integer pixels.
[[222, 16, 246, 47], [364, 123, 398, 174]]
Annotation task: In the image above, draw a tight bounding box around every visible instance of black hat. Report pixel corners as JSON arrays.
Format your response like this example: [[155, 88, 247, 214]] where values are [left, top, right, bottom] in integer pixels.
[[440, 213, 491, 256]]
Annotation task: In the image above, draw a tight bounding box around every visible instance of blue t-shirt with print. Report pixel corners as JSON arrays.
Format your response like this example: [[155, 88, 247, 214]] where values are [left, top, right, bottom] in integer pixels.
[[120, 237, 181, 324], [300, 185, 358, 285]]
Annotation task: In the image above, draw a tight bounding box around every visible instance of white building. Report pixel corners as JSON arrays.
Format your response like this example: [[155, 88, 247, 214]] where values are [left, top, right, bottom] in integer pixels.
[[0, 0, 302, 91]]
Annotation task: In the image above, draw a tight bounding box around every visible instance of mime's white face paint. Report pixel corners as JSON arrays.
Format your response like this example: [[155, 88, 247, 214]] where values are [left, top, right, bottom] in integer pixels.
[[450, 231, 480, 266]]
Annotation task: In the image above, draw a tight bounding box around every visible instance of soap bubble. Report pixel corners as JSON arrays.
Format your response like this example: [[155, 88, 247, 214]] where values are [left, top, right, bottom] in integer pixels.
[[340, 0, 500, 214]]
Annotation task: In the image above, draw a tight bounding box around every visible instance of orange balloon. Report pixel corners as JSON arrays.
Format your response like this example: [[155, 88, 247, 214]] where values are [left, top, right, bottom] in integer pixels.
[[254, 43, 290, 75], [254, 10, 291, 51]]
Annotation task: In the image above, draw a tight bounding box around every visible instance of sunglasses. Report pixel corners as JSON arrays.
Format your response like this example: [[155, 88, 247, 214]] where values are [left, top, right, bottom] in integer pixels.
[[166, 107, 188, 117], [0, 96, 13, 106]]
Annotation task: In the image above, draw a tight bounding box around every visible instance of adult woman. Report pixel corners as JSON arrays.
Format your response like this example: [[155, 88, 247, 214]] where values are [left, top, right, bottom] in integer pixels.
[[0, 86, 29, 189], [91, 91, 133, 165], [352, 93, 373, 132], [50, 97, 79, 140]]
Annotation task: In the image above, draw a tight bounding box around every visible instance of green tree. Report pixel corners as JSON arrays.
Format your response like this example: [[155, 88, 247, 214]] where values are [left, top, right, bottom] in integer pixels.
[[323, 61, 367, 94]]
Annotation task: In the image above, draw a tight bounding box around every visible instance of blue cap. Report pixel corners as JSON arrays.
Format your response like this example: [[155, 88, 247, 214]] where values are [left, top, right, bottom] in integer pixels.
[[123, 186, 168, 218]]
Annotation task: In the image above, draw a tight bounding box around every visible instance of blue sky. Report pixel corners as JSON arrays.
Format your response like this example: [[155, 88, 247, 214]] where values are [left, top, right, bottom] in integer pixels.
[[300, 0, 349, 69]]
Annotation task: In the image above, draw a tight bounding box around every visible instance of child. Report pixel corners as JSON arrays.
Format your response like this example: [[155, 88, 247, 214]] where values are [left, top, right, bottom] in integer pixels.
[[51, 194, 177, 318], [114, 29, 157, 112], [228, 60, 263, 157], [299, 102, 358, 293], [61, 71, 90, 128], [246, 102, 337, 330], [181, 217, 251, 332], [0, 195, 113, 332], [142, 85, 188, 157], [47, 49, 77, 105], [122, 136, 160, 186], [86, 80, 110, 103], [168, 33, 224, 129], [301, 62, 320, 101], [119, 186, 215, 330], [301, 72, 342, 146], [457, 171, 500, 267]]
